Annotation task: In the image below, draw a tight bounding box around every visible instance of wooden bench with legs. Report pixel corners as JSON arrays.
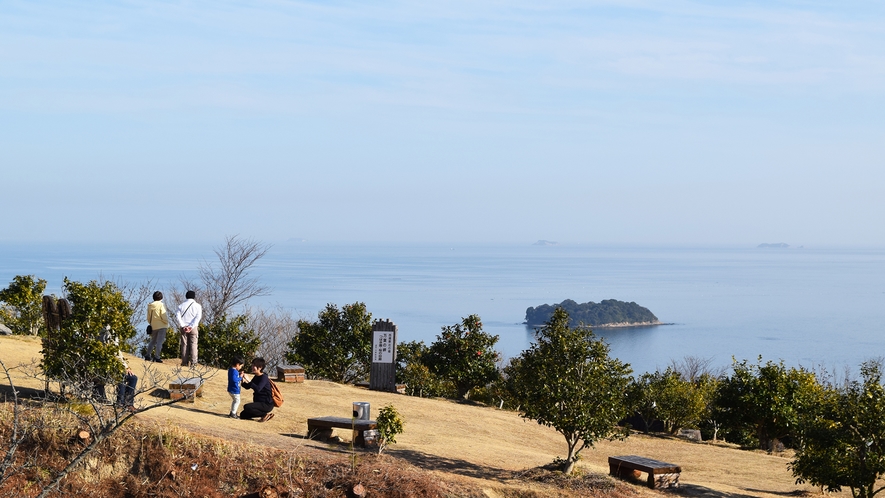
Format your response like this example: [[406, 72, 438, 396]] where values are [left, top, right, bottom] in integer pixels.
[[307, 416, 378, 447], [608, 455, 681, 489], [168, 377, 204, 403]]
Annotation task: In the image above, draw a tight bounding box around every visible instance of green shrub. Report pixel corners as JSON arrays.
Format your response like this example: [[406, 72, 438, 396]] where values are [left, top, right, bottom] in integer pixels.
[[376, 404, 405, 454]]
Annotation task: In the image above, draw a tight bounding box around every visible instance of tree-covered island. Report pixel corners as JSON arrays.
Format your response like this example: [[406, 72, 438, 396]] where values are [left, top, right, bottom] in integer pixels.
[[524, 299, 661, 328]]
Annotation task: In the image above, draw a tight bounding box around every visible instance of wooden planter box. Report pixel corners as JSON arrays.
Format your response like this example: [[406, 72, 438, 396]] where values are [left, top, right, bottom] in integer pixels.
[[277, 364, 305, 383]]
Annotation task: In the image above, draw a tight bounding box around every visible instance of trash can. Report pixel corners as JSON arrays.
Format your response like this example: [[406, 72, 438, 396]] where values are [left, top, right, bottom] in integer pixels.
[[353, 402, 370, 420]]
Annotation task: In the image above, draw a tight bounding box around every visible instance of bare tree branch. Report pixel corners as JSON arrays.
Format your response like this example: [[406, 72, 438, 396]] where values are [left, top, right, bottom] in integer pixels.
[[249, 306, 299, 372], [0, 359, 23, 487], [6, 356, 216, 497], [197, 235, 271, 324]]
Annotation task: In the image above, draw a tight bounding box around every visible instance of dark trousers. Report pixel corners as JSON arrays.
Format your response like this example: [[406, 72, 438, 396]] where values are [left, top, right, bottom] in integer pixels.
[[240, 401, 273, 419], [116, 373, 138, 407]]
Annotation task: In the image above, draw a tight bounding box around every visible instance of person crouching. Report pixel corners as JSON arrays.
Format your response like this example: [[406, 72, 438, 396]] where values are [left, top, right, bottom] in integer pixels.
[[239, 357, 274, 422]]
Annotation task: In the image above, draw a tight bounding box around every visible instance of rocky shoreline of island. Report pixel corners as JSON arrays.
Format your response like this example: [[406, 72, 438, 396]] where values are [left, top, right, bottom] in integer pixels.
[[592, 320, 667, 328]]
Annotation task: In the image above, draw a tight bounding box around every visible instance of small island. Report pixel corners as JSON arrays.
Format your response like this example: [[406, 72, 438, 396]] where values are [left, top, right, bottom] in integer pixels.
[[525, 299, 662, 328]]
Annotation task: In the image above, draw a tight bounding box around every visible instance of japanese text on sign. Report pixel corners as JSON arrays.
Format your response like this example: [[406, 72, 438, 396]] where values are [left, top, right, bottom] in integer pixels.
[[373, 331, 394, 363]]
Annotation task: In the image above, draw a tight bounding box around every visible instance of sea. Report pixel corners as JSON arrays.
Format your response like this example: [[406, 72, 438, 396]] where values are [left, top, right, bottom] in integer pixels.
[[2, 242, 884, 376]]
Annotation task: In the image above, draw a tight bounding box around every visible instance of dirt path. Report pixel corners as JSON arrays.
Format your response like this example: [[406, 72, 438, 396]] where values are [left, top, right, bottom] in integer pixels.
[[0, 335, 842, 497]]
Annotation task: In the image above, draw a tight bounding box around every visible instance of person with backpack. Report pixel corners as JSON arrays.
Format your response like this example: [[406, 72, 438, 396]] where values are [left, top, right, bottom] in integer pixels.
[[239, 357, 275, 422]]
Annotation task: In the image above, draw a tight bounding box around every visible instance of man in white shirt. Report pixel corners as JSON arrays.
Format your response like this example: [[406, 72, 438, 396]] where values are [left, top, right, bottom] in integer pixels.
[[176, 290, 203, 367]]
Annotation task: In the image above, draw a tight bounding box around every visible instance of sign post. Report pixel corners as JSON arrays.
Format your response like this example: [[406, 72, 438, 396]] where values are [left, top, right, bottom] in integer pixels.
[[369, 319, 397, 392]]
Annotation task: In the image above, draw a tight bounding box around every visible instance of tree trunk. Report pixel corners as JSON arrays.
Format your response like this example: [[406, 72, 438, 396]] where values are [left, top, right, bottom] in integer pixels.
[[562, 437, 580, 474]]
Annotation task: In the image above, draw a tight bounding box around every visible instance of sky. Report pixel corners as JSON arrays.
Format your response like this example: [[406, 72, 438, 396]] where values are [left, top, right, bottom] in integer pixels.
[[1, 1, 883, 246]]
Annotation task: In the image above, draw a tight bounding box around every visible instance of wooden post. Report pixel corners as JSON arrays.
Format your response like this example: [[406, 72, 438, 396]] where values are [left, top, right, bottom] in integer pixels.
[[369, 319, 397, 392]]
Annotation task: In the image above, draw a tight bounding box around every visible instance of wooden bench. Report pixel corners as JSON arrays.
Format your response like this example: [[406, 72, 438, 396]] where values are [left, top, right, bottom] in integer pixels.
[[168, 377, 204, 403], [307, 416, 378, 447], [608, 455, 681, 489]]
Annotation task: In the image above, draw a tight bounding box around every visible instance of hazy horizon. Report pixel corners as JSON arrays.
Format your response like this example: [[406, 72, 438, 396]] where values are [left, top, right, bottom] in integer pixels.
[[2, 2, 883, 246]]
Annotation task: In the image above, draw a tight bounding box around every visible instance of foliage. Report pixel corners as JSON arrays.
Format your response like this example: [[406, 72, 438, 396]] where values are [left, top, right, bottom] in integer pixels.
[[469, 376, 514, 409], [423, 315, 502, 399], [714, 357, 823, 450], [41, 278, 135, 391], [791, 361, 885, 498], [198, 314, 261, 369], [627, 368, 717, 434], [525, 299, 658, 327], [0, 275, 47, 336], [395, 341, 455, 398], [505, 307, 632, 474], [376, 404, 405, 454], [285, 302, 373, 383]]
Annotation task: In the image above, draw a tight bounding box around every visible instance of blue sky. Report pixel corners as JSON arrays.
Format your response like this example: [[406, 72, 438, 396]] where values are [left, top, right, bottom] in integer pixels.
[[2, 1, 883, 246]]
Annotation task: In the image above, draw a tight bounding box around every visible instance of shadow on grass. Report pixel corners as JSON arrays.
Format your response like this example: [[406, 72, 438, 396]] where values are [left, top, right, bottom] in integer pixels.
[[742, 488, 814, 497], [0, 384, 46, 400], [663, 483, 776, 498], [387, 448, 511, 481]]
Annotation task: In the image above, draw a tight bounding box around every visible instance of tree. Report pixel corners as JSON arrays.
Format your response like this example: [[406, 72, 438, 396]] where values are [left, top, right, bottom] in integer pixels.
[[376, 404, 405, 455], [0, 275, 47, 336], [627, 371, 664, 434], [285, 302, 372, 383], [505, 307, 632, 474], [423, 315, 501, 399], [628, 368, 717, 434], [791, 361, 885, 498], [41, 278, 136, 394], [395, 340, 454, 398], [198, 314, 261, 369], [714, 357, 823, 450], [196, 235, 270, 324]]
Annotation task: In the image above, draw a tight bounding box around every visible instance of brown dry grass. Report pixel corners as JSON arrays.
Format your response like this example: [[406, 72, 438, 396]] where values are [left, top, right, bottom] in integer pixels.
[[0, 335, 847, 497]]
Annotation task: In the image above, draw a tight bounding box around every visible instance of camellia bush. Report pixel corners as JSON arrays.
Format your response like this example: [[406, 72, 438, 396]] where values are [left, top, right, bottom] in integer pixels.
[[376, 404, 405, 455], [395, 340, 455, 398], [0, 275, 47, 336], [791, 361, 885, 498], [286, 302, 373, 383], [505, 307, 632, 474], [41, 278, 135, 397], [422, 315, 501, 400], [713, 357, 822, 450], [199, 314, 261, 369]]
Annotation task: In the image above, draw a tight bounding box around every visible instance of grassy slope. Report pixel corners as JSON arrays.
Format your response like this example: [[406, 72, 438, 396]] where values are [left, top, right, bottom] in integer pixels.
[[0, 335, 844, 497]]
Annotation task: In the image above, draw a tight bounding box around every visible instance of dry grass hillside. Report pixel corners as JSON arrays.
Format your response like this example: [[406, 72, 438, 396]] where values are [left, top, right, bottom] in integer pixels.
[[0, 335, 849, 497]]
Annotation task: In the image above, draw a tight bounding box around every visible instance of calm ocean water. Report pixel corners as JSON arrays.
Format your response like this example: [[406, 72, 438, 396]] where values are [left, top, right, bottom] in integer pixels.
[[2, 242, 884, 375]]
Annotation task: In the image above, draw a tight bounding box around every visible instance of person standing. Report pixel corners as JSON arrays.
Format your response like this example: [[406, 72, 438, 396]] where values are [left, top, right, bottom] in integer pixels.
[[176, 290, 203, 367], [146, 291, 169, 362], [239, 357, 275, 422], [227, 355, 245, 419]]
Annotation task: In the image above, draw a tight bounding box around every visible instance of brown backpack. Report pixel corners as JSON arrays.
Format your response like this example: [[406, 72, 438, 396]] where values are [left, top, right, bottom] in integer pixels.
[[269, 379, 284, 407]]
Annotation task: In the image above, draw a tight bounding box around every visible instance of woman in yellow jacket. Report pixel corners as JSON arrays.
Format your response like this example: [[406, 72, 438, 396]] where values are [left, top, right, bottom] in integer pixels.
[[146, 291, 170, 362]]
